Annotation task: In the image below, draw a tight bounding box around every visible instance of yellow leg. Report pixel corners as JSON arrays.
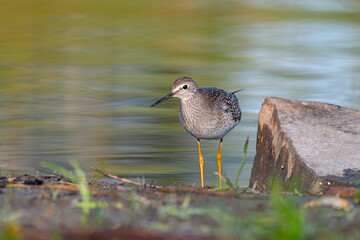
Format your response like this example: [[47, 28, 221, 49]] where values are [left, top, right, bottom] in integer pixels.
[[197, 139, 204, 188], [217, 138, 223, 188]]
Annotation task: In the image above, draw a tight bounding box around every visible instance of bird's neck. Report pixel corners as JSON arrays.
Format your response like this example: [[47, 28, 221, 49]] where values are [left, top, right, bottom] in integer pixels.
[[180, 92, 204, 116]]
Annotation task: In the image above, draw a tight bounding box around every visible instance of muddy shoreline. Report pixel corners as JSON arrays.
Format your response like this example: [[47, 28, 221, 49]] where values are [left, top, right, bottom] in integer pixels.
[[1, 172, 360, 240]]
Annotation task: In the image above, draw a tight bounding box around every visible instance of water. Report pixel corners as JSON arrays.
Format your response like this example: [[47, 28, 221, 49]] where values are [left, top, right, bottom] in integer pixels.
[[0, 0, 359, 187]]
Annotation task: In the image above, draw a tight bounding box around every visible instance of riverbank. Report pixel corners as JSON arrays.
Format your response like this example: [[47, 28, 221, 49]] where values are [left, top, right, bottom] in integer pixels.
[[1, 168, 360, 240]]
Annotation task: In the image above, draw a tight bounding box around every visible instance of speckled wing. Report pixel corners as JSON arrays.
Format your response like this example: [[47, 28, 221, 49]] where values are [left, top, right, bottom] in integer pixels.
[[223, 91, 242, 122], [199, 88, 242, 122]]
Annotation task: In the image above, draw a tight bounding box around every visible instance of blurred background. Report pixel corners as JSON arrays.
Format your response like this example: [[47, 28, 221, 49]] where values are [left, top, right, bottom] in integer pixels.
[[0, 0, 359, 187]]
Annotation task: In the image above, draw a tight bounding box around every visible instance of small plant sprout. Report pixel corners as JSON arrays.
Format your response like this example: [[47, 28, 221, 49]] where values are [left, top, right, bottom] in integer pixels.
[[69, 160, 108, 227], [234, 134, 250, 188], [41, 160, 108, 228]]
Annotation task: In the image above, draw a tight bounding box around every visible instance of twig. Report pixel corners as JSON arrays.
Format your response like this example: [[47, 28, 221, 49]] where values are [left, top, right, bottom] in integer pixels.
[[6, 183, 79, 191], [91, 167, 240, 197], [149, 186, 237, 197], [90, 167, 164, 189]]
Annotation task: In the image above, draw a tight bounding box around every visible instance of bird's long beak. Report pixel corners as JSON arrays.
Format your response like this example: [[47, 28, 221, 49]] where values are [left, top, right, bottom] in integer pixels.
[[151, 92, 174, 107]]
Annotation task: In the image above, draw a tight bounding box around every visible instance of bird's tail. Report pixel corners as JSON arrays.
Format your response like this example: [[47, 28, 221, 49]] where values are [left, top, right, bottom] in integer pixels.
[[231, 89, 244, 94]]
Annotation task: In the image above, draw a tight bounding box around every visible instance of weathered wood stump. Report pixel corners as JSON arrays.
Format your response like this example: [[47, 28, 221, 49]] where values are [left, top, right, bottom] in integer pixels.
[[249, 97, 360, 194]]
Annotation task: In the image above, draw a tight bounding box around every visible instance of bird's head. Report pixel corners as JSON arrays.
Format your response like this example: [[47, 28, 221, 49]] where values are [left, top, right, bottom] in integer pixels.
[[151, 76, 198, 107]]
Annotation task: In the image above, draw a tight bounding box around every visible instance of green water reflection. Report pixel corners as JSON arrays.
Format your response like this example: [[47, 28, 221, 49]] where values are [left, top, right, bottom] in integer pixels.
[[0, 0, 359, 187]]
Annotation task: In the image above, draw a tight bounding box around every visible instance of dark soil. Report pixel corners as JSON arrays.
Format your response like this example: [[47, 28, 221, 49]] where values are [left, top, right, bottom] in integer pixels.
[[1, 173, 360, 240]]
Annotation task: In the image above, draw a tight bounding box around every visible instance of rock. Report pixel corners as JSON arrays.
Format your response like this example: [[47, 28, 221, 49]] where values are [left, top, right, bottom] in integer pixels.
[[249, 97, 360, 194]]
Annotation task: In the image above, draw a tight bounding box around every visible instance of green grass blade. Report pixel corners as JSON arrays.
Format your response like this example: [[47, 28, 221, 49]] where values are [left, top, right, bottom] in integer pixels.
[[69, 160, 91, 227], [234, 135, 250, 187]]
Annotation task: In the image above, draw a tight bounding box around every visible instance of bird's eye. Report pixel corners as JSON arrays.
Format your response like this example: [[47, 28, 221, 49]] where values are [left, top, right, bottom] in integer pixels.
[[183, 85, 188, 89]]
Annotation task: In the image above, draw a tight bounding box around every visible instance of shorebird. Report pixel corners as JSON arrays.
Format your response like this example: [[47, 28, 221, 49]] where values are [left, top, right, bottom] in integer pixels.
[[151, 76, 242, 188]]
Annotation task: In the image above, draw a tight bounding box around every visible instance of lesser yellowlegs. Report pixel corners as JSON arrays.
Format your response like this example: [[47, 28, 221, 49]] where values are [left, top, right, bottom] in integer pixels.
[[151, 76, 242, 188]]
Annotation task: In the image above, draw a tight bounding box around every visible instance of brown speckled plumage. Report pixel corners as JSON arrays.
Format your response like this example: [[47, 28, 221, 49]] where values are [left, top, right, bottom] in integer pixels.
[[151, 76, 242, 140], [179, 86, 241, 139]]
